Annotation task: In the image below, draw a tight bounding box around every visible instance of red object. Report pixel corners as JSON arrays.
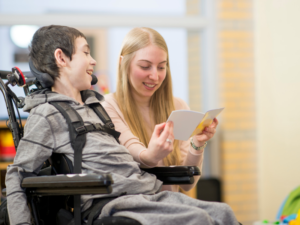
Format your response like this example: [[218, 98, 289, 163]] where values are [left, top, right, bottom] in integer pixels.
[[0, 146, 16, 161], [280, 215, 287, 221], [14, 66, 26, 85]]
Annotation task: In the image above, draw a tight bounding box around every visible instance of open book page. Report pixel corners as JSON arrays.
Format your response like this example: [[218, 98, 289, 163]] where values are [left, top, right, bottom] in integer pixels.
[[167, 108, 224, 141], [190, 108, 224, 137]]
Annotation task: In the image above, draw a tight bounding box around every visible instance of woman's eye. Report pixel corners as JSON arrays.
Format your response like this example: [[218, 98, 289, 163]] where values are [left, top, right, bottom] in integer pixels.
[[159, 67, 165, 70], [84, 52, 90, 55], [140, 66, 150, 70]]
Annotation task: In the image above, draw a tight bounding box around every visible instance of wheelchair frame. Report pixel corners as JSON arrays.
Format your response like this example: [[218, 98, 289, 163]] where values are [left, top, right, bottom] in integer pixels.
[[0, 68, 200, 225]]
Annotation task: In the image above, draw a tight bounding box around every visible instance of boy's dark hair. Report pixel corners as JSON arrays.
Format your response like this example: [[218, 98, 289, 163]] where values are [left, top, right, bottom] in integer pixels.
[[29, 25, 86, 80]]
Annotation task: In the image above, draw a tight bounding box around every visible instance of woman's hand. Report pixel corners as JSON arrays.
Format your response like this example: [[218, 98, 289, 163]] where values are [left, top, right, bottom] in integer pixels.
[[193, 118, 219, 147], [140, 121, 174, 166]]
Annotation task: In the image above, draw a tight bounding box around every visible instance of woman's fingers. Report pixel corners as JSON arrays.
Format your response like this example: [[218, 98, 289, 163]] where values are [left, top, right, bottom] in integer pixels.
[[194, 119, 217, 142], [202, 131, 214, 139], [158, 121, 174, 153], [148, 121, 175, 163], [202, 118, 218, 133], [152, 123, 166, 138], [204, 127, 216, 134], [151, 121, 174, 152], [159, 121, 173, 142], [202, 128, 215, 138], [194, 133, 211, 143], [167, 121, 174, 140], [209, 118, 218, 128], [169, 121, 174, 133]]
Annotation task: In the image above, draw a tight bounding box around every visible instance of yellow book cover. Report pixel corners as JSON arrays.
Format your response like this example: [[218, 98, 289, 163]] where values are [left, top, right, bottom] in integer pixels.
[[167, 108, 224, 141]]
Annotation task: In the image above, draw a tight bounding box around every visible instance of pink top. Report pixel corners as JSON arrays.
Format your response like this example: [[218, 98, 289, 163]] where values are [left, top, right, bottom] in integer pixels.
[[102, 93, 204, 192]]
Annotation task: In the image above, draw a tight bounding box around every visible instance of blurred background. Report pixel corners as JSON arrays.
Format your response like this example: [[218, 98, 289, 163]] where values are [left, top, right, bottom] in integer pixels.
[[1, 0, 300, 224]]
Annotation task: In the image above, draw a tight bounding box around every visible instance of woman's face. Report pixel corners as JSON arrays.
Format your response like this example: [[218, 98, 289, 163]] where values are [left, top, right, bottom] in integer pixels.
[[129, 44, 167, 102]]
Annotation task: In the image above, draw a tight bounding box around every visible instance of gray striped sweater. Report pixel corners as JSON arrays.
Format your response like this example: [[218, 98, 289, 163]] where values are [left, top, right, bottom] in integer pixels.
[[5, 89, 162, 225]]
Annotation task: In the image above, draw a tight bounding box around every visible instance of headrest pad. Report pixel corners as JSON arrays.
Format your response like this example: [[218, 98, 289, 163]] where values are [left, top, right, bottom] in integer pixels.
[[29, 58, 54, 88]]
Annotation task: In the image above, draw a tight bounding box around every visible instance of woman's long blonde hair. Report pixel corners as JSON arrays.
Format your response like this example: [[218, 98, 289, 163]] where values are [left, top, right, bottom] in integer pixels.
[[115, 27, 181, 166]]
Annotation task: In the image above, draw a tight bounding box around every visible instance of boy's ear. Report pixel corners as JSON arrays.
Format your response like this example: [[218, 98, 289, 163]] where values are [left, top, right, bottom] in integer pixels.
[[54, 48, 68, 68]]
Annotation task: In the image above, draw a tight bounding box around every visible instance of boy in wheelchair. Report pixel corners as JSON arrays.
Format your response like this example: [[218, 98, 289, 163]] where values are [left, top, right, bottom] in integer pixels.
[[5, 25, 239, 225]]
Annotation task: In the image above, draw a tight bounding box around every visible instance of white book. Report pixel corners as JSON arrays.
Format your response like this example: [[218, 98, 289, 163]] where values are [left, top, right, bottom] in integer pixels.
[[167, 108, 225, 141]]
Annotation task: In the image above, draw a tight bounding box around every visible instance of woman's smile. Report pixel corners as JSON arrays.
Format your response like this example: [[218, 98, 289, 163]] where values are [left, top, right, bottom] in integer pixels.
[[143, 82, 157, 90]]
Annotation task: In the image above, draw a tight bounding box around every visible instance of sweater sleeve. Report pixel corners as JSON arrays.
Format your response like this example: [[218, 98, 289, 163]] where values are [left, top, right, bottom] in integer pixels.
[[103, 94, 205, 190], [175, 97, 204, 191], [6, 111, 54, 224], [102, 94, 148, 167]]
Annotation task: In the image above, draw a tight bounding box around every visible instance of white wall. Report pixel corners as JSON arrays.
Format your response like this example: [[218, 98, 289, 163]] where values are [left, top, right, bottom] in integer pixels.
[[255, 0, 300, 219]]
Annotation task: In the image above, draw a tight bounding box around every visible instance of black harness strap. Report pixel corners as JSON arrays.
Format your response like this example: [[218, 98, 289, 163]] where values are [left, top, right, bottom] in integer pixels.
[[50, 102, 85, 225], [50, 102, 86, 174], [50, 101, 120, 170], [49, 101, 120, 225], [90, 103, 115, 129], [76, 122, 120, 143], [81, 197, 116, 225], [90, 103, 120, 143]]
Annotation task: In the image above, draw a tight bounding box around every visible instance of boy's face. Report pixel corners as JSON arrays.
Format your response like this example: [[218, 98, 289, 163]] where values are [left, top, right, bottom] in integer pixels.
[[67, 37, 96, 91]]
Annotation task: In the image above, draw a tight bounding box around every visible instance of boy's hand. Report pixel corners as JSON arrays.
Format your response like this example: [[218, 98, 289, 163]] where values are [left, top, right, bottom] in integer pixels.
[[193, 118, 218, 147], [141, 121, 174, 166]]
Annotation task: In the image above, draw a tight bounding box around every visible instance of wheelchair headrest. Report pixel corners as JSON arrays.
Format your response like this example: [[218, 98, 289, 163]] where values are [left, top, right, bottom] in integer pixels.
[[29, 58, 54, 88], [29, 59, 98, 88]]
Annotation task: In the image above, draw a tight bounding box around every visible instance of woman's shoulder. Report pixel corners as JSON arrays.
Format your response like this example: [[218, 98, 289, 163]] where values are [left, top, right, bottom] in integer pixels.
[[103, 93, 118, 107], [173, 97, 190, 110], [102, 92, 125, 116], [103, 92, 116, 102], [102, 93, 120, 111]]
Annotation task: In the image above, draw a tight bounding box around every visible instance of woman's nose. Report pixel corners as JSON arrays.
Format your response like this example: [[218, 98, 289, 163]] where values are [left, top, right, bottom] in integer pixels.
[[149, 68, 158, 81]]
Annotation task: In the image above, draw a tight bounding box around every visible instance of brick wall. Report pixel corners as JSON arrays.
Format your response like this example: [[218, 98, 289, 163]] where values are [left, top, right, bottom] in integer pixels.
[[185, 1, 258, 223], [217, 1, 258, 224]]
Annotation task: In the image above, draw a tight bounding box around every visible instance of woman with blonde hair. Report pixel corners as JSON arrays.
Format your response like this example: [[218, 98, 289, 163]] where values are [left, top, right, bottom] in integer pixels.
[[102, 27, 218, 192]]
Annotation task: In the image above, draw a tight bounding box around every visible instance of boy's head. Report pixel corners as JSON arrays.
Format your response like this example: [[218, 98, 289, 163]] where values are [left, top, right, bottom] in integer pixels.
[[29, 25, 86, 81]]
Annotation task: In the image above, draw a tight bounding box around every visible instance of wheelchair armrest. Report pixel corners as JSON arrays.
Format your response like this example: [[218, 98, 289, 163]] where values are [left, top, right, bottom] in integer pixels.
[[142, 166, 200, 185], [21, 174, 113, 196], [143, 166, 200, 177]]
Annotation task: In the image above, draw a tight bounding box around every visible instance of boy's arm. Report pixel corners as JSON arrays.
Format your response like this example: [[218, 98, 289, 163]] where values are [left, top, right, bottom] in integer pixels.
[[5, 112, 54, 224]]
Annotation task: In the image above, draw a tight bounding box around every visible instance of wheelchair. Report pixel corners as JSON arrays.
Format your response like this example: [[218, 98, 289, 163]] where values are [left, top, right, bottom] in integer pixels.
[[0, 67, 201, 225]]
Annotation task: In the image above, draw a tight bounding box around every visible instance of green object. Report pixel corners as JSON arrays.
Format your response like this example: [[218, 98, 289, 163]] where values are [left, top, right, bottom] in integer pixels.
[[262, 220, 269, 223], [273, 221, 280, 224], [282, 186, 300, 216], [190, 138, 207, 151]]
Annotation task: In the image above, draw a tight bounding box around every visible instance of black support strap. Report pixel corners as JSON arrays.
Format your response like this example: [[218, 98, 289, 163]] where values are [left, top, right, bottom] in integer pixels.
[[50, 102, 86, 225], [49, 100, 120, 225], [89, 103, 120, 143], [75, 123, 120, 143], [90, 103, 115, 129], [50, 102, 86, 174]]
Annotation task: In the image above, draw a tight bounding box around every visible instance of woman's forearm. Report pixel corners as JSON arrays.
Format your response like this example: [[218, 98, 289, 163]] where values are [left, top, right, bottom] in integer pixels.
[[139, 149, 159, 167]]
